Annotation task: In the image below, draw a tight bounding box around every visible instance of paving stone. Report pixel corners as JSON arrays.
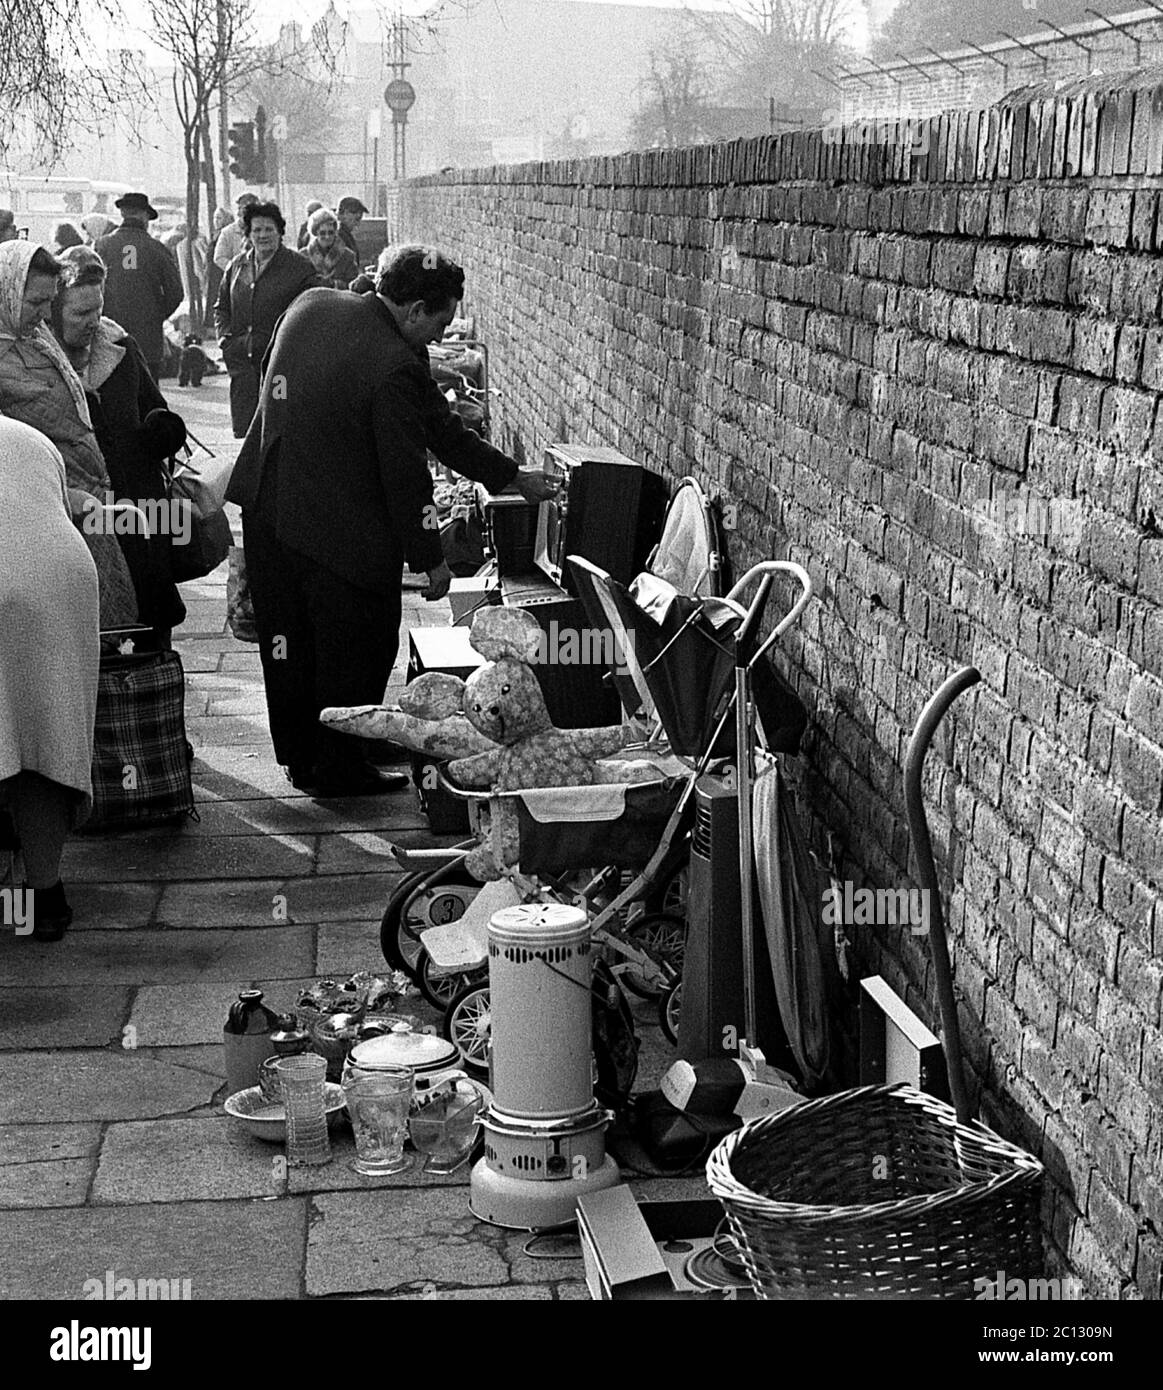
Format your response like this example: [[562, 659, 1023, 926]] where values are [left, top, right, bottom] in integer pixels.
[[157, 875, 404, 928], [306, 1187, 509, 1295], [62, 832, 315, 882], [216, 652, 265, 672], [0, 1198, 307, 1299], [316, 921, 404, 976], [190, 752, 315, 801], [188, 715, 277, 748], [188, 798, 428, 838], [554, 1281, 592, 1299], [206, 695, 271, 716], [93, 1116, 288, 1203], [316, 828, 463, 875], [0, 1123, 102, 1165], [129, 977, 315, 1047], [0, 985, 130, 1048], [6, 1053, 220, 1123], [9, 928, 314, 988], [0, 1156, 94, 1208]]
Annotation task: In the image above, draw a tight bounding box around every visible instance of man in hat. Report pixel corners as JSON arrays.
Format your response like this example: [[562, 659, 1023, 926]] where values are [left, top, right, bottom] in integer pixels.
[[214, 192, 259, 273], [336, 196, 367, 259], [94, 193, 184, 382], [226, 244, 559, 797]]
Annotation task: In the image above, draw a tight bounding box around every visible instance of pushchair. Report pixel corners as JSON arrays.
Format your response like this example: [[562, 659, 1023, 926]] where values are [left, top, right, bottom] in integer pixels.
[[382, 540, 814, 1080]]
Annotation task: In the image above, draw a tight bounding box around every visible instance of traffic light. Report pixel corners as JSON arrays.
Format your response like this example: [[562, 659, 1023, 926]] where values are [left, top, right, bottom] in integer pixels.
[[251, 106, 268, 184], [227, 122, 255, 180]]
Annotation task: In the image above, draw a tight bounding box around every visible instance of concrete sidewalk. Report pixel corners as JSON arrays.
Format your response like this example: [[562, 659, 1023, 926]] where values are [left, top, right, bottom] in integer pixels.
[[0, 373, 698, 1302]]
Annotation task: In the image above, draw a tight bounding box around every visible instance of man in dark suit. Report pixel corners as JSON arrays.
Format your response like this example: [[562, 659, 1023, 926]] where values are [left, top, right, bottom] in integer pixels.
[[94, 193, 184, 381], [226, 245, 557, 797]]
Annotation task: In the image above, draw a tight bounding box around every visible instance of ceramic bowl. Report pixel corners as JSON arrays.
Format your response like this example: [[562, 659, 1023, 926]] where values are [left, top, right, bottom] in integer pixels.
[[224, 1083, 347, 1142]]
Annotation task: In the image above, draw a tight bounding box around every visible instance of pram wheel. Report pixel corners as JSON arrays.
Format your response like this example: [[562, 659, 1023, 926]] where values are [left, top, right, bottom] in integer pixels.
[[643, 859, 689, 919], [658, 980, 683, 1046], [618, 912, 686, 1000], [418, 955, 485, 1010], [379, 864, 479, 982], [442, 981, 491, 1079]]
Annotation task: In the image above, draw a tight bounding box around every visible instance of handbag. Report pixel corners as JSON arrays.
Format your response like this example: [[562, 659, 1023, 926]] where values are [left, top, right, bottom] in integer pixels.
[[82, 628, 196, 831], [168, 453, 234, 582], [226, 545, 259, 642]]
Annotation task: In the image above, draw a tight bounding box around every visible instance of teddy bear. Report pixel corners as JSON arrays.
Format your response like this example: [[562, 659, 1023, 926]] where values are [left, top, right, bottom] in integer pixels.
[[320, 605, 649, 879]]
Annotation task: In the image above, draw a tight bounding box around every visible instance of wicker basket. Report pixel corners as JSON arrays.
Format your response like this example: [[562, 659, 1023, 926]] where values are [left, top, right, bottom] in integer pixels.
[[706, 1083, 1044, 1300]]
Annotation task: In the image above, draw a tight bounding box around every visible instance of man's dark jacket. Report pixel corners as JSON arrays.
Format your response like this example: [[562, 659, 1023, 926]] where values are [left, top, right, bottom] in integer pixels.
[[94, 224, 184, 369], [226, 288, 517, 592]]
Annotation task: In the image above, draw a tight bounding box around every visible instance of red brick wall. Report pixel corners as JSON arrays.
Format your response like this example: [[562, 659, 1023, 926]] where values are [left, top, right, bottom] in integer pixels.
[[403, 74, 1163, 1298]]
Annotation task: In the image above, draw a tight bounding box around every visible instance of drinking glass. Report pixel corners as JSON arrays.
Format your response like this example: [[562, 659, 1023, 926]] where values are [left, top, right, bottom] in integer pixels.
[[343, 1066, 413, 1176], [278, 1053, 332, 1167]]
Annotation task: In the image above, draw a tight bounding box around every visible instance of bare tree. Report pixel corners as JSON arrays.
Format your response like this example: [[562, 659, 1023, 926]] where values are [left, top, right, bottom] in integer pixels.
[[690, 0, 864, 114], [0, 1, 140, 164], [630, 44, 714, 149], [140, 0, 348, 330]]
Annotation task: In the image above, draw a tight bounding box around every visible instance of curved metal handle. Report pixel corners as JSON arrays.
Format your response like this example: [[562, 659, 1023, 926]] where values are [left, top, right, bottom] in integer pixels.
[[904, 665, 981, 1125], [726, 560, 813, 664]]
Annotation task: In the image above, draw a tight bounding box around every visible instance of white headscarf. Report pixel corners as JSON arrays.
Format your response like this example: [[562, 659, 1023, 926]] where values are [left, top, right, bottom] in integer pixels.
[[0, 240, 94, 428]]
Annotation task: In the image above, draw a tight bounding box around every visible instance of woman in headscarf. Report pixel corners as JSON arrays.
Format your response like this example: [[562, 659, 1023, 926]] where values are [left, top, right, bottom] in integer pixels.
[[0, 416, 100, 940], [51, 246, 186, 634], [0, 240, 138, 628], [81, 212, 115, 246], [298, 206, 359, 291]]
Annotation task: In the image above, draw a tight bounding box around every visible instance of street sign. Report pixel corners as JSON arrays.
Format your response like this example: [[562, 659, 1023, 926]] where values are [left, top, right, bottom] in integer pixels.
[[384, 79, 416, 113]]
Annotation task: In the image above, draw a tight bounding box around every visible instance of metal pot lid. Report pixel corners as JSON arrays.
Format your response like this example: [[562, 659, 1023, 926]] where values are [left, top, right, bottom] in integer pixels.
[[348, 1031, 457, 1073]]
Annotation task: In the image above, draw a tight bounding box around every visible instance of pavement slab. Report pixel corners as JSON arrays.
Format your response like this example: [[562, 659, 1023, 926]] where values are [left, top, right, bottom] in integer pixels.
[[41, 881, 164, 931], [156, 874, 404, 928], [6, 1052, 222, 1123], [0, 1199, 307, 1299], [189, 798, 429, 838], [305, 1187, 510, 1295], [93, 1116, 291, 1204], [4, 928, 315, 989], [0, 985, 131, 1049], [61, 832, 316, 883]]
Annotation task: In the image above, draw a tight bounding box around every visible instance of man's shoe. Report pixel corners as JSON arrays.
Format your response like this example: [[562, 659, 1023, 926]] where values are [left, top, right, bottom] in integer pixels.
[[313, 765, 410, 798], [30, 881, 73, 942], [284, 764, 318, 793]]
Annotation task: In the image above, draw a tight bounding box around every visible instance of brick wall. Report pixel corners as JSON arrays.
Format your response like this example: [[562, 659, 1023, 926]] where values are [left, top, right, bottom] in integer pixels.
[[403, 69, 1163, 1299]]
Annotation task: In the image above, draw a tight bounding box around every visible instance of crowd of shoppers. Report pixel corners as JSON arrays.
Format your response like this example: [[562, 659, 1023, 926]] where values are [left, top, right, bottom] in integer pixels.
[[1, 183, 535, 943]]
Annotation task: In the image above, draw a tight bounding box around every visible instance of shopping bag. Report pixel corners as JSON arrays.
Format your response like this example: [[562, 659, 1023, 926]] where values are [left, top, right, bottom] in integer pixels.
[[226, 545, 259, 643], [83, 640, 196, 831], [168, 455, 234, 582]]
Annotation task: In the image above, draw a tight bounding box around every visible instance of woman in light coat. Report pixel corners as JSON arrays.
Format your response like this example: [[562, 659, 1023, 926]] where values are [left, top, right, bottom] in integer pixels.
[[0, 417, 100, 940]]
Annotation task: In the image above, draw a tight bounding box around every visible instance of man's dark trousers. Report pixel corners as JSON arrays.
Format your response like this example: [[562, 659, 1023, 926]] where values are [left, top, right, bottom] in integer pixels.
[[242, 516, 400, 779]]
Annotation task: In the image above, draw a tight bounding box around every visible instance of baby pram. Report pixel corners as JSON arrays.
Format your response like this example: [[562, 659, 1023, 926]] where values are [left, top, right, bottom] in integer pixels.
[[385, 544, 813, 1081]]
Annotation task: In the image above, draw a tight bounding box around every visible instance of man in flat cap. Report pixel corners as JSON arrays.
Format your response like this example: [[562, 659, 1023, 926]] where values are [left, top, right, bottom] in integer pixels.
[[95, 193, 184, 381]]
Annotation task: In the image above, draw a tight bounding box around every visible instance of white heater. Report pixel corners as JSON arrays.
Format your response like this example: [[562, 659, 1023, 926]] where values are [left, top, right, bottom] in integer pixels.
[[470, 902, 621, 1229]]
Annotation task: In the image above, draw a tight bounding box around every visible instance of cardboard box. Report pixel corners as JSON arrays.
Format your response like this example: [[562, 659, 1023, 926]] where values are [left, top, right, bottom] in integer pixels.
[[576, 1188, 754, 1301]]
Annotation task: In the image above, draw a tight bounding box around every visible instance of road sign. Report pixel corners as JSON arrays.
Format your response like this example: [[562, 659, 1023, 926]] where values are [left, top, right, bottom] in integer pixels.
[[384, 79, 416, 113]]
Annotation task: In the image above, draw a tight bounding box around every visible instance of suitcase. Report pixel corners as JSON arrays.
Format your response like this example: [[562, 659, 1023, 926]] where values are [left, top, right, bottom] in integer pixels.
[[83, 628, 196, 831]]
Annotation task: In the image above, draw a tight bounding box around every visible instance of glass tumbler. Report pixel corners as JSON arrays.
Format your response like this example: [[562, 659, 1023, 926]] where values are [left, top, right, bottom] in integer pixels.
[[277, 1053, 332, 1167], [343, 1065, 414, 1177]]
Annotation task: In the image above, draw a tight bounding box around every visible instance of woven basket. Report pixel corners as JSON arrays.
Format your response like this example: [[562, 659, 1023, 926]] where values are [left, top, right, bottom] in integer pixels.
[[706, 1083, 1044, 1300]]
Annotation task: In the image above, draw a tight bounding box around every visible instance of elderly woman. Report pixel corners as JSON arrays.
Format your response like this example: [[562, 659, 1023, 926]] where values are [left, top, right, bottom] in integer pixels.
[[81, 213, 115, 245], [215, 199, 319, 437], [0, 241, 138, 627], [52, 221, 84, 255], [51, 246, 186, 633], [0, 417, 100, 940], [298, 207, 359, 290]]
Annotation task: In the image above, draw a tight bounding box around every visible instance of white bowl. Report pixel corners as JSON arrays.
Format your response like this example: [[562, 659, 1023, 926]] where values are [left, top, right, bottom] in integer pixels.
[[225, 1083, 347, 1142]]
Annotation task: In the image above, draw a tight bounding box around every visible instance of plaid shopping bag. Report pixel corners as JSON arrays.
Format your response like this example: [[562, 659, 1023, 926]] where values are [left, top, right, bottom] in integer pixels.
[[85, 648, 196, 830]]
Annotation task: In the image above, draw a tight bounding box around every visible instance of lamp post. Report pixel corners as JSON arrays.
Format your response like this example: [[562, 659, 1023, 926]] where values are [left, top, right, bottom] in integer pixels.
[[384, 9, 416, 192]]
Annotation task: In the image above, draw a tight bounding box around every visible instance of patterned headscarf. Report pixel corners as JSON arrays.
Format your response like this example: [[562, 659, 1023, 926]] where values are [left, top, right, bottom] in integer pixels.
[[0, 240, 95, 428]]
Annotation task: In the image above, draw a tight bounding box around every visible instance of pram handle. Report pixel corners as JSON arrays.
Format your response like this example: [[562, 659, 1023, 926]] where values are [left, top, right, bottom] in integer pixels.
[[726, 560, 813, 666]]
